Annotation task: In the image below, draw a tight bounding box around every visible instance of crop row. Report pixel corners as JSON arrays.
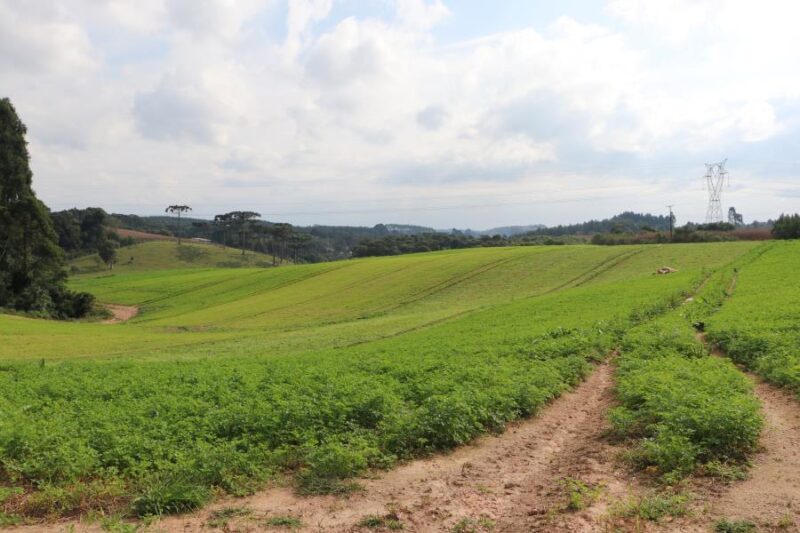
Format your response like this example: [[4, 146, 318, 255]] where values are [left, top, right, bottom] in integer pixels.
[[0, 276, 697, 521], [611, 262, 764, 482], [706, 241, 800, 395]]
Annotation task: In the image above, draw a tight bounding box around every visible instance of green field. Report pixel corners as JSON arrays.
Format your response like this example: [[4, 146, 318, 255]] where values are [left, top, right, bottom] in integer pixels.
[[0, 241, 775, 521], [70, 240, 276, 275], [707, 241, 800, 393]]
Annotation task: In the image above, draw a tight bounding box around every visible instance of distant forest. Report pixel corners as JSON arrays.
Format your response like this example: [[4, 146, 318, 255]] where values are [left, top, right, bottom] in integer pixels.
[[49, 208, 782, 263]]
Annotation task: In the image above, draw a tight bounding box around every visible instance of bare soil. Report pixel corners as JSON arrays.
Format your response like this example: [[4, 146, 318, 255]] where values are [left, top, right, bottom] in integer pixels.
[[113, 228, 174, 241], [102, 304, 139, 324]]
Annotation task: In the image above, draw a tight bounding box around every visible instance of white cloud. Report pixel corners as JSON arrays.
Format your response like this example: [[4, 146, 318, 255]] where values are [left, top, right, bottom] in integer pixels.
[[395, 0, 450, 30], [285, 0, 333, 59], [2, 0, 799, 227]]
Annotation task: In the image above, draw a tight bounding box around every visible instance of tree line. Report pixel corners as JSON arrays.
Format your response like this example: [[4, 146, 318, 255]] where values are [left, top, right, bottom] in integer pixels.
[[0, 98, 94, 318]]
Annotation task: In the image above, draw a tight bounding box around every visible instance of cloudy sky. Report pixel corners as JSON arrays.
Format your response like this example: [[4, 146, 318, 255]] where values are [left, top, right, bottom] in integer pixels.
[[3, 0, 800, 229]]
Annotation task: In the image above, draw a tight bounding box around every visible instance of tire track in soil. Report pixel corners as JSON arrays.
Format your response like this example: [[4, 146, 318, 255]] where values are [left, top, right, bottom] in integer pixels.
[[708, 376, 800, 530], [148, 361, 626, 532], [694, 334, 800, 531]]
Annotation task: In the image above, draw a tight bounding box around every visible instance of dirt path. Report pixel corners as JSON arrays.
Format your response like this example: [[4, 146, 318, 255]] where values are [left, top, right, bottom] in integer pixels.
[[708, 376, 800, 529], [144, 362, 624, 532], [677, 334, 800, 531], [102, 304, 139, 324]]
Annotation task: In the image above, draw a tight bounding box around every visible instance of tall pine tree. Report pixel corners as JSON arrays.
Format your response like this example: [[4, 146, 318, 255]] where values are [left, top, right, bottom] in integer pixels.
[[0, 97, 93, 317]]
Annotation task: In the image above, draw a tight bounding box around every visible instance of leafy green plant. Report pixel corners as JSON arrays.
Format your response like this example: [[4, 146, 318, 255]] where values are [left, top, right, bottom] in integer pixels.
[[613, 492, 691, 522], [559, 478, 601, 511], [714, 518, 756, 532], [131, 477, 210, 517]]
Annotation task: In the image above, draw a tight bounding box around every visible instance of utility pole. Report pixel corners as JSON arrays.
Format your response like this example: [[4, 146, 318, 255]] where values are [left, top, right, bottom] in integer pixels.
[[667, 205, 675, 242]]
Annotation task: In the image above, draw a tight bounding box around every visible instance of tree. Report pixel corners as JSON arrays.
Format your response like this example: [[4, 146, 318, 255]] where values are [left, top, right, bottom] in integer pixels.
[[270, 222, 294, 263], [213, 213, 233, 248], [772, 213, 800, 239], [231, 211, 261, 255], [165, 205, 192, 244], [215, 211, 261, 255], [97, 240, 118, 270], [0, 97, 94, 317]]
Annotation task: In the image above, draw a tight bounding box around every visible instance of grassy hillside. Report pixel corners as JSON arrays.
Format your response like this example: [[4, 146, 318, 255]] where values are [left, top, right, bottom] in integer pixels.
[[0, 242, 767, 522], [70, 240, 276, 274]]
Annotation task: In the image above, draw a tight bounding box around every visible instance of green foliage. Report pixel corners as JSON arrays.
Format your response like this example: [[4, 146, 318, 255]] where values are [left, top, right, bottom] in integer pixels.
[[715, 518, 757, 533], [70, 240, 275, 274], [0, 98, 94, 318], [771, 213, 800, 239], [0, 243, 762, 519], [559, 478, 601, 511], [613, 492, 691, 522], [612, 262, 764, 481], [707, 241, 800, 396], [130, 476, 210, 517]]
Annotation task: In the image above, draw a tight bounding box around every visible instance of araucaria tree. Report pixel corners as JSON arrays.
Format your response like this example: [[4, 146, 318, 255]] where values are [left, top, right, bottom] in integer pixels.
[[0, 98, 94, 317], [165, 204, 192, 244], [231, 211, 261, 255]]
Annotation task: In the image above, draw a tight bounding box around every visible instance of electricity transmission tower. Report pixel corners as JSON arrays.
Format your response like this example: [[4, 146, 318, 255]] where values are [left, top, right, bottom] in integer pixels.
[[703, 159, 728, 223]]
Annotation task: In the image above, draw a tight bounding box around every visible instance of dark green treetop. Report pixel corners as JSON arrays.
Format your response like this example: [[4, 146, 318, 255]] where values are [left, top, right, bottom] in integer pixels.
[[0, 97, 93, 317]]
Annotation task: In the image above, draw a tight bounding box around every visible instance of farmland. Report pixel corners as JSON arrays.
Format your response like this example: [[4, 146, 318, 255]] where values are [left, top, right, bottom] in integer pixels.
[[2, 240, 799, 530], [706, 241, 800, 394]]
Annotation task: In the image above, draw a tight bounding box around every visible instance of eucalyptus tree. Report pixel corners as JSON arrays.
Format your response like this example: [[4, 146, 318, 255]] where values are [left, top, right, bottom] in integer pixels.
[[165, 204, 192, 244]]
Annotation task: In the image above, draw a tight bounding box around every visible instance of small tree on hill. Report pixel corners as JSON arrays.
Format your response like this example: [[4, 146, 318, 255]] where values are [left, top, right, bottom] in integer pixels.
[[165, 205, 192, 244], [97, 240, 118, 270]]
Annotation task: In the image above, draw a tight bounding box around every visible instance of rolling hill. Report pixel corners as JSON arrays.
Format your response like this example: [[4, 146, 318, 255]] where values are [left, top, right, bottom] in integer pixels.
[[70, 240, 278, 274], [1, 240, 785, 528]]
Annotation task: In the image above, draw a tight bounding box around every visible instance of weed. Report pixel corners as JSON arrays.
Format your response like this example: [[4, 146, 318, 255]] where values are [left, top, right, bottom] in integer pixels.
[[207, 506, 252, 528], [357, 512, 402, 530], [0, 512, 22, 526], [450, 516, 495, 533], [99, 513, 143, 533], [131, 477, 210, 517], [701, 461, 748, 482], [264, 515, 303, 529], [559, 478, 602, 511], [613, 492, 691, 522], [714, 518, 756, 532]]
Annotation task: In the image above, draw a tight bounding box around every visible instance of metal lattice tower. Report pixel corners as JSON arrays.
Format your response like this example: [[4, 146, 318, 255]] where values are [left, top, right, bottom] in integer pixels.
[[703, 159, 728, 223]]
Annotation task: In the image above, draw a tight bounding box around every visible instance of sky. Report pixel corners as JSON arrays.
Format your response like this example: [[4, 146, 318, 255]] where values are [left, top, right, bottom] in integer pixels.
[[3, 0, 800, 230]]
